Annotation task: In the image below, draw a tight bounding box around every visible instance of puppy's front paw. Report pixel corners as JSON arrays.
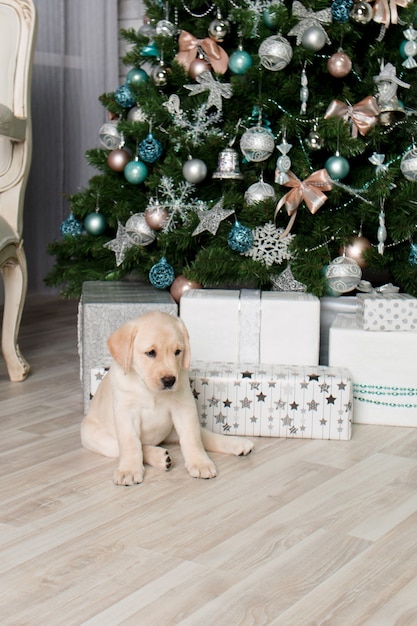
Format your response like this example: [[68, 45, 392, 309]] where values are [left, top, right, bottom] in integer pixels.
[[113, 465, 144, 486], [186, 456, 217, 479]]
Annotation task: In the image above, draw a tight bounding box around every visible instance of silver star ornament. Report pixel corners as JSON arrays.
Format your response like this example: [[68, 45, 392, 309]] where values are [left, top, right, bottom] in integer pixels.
[[192, 197, 234, 236]]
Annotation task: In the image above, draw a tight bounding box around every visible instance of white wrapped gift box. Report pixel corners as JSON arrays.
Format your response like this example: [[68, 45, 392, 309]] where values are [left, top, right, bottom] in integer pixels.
[[189, 361, 352, 440], [329, 314, 417, 426], [180, 289, 320, 366], [78, 281, 177, 413], [356, 292, 417, 331]]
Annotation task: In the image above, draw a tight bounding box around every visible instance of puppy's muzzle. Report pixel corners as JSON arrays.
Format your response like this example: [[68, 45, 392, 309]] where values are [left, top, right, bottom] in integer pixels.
[[161, 375, 176, 389]]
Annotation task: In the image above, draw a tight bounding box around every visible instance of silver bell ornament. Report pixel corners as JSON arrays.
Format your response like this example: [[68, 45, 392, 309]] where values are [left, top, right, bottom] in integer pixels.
[[240, 126, 275, 163], [212, 147, 244, 180], [244, 175, 276, 205]]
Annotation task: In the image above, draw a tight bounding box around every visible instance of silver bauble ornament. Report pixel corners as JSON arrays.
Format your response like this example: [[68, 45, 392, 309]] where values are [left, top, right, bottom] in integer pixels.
[[240, 126, 275, 162], [245, 178, 276, 205], [182, 157, 208, 184], [138, 23, 156, 39], [400, 147, 417, 181], [326, 256, 362, 294], [305, 129, 323, 150], [350, 1, 373, 23], [208, 15, 229, 42], [301, 26, 327, 52], [156, 19, 177, 37], [99, 121, 122, 150], [127, 105, 147, 122], [151, 62, 168, 87], [125, 213, 156, 246], [258, 35, 293, 71]]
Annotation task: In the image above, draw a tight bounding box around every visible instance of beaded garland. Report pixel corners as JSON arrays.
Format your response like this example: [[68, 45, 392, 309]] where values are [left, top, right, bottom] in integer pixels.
[[353, 383, 417, 408]]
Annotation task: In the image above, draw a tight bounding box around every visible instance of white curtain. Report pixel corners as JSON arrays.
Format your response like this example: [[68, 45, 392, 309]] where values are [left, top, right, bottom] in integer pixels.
[[25, 0, 119, 295]]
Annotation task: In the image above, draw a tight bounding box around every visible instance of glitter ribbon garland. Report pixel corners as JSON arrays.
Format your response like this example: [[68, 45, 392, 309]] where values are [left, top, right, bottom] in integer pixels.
[[275, 169, 333, 237], [175, 30, 229, 74], [324, 96, 380, 138]]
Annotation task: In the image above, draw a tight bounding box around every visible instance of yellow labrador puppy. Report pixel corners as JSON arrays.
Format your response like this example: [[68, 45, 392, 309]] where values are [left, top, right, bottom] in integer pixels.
[[81, 311, 254, 485]]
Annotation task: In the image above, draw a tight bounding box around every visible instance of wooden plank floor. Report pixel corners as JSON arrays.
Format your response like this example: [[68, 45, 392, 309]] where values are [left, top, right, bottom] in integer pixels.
[[1, 295, 417, 625]]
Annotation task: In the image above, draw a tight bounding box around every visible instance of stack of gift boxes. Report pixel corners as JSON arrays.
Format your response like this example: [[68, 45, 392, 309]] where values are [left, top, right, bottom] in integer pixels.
[[79, 281, 417, 439], [180, 289, 353, 441], [328, 292, 417, 427]]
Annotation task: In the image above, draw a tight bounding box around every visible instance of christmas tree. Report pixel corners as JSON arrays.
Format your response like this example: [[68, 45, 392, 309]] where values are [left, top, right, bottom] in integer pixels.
[[46, 0, 417, 300]]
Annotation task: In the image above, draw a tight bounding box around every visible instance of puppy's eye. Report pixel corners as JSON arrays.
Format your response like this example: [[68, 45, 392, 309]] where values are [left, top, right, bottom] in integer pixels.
[[175, 349, 182, 356], [145, 349, 156, 358]]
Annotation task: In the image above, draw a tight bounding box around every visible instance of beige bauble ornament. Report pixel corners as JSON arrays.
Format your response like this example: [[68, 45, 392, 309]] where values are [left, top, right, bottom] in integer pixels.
[[327, 51, 352, 78], [170, 275, 202, 302], [341, 235, 371, 268]]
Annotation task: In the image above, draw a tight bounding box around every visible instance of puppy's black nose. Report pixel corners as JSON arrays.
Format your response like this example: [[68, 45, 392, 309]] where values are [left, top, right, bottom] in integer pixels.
[[161, 376, 176, 389]]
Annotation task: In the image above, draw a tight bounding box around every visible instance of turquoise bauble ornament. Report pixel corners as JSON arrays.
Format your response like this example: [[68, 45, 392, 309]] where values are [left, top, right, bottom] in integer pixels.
[[228, 221, 254, 252], [409, 243, 417, 267], [138, 133, 163, 163], [331, 0, 353, 22], [325, 154, 350, 180], [124, 159, 148, 184], [149, 257, 175, 289], [263, 8, 278, 28], [126, 67, 148, 86], [60, 212, 83, 237], [229, 48, 253, 74], [114, 84, 136, 108], [84, 211, 107, 236]]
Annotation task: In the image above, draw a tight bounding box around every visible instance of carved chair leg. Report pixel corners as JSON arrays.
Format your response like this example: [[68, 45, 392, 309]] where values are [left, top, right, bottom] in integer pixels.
[[1, 244, 30, 381]]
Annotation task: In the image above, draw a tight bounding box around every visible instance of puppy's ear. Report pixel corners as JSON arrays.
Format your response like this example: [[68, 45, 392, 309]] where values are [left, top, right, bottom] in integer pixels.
[[176, 317, 191, 371], [107, 321, 138, 374]]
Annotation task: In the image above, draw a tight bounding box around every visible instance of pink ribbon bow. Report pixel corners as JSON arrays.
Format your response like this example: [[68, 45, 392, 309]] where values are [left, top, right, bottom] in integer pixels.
[[275, 169, 333, 238], [373, 0, 409, 27], [175, 30, 229, 74], [324, 96, 380, 138]]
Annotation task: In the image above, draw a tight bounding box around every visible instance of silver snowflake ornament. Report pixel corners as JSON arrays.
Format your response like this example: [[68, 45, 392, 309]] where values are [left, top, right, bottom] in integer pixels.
[[242, 221, 295, 266]]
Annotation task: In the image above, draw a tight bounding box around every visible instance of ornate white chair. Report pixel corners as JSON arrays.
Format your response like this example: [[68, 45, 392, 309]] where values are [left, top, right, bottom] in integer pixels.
[[0, 0, 37, 381]]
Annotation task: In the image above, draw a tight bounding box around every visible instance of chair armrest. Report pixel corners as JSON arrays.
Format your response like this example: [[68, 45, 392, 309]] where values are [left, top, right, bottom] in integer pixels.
[[0, 103, 26, 141]]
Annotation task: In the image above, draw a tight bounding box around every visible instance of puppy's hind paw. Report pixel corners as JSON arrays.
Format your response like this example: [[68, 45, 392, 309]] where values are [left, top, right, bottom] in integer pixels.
[[113, 466, 144, 486], [237, 439, 254, 456]]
